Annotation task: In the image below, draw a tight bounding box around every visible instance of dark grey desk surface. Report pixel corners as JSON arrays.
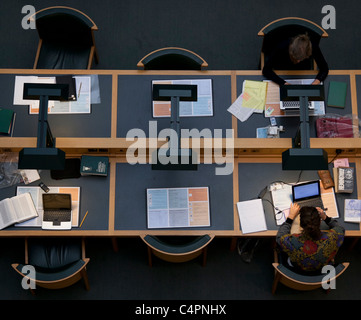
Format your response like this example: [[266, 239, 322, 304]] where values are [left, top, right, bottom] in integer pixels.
[[116, 74, 232, 137], [238, 162, 359, 233], [0, 169, 110, 231], [0, 74, 112, 138], [236, 75, 352, 138], [114, 163, 234, 231]]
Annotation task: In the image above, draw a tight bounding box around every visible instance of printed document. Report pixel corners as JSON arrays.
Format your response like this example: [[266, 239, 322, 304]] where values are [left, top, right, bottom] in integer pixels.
[[236, 199, 267, 234], [14, 76, 91, 114], [146, 187, 210, 228], [152, 79, 213, 117], [228, 80, 268, 122]]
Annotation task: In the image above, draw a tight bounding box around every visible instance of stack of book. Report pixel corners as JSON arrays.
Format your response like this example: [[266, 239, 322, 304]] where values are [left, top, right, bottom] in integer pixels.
[[0, 108, 16, 136], [332, 159, 354, 193]]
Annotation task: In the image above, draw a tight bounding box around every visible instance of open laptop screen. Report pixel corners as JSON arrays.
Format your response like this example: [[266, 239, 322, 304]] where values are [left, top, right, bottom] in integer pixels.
[[43, 194, 71, 210], [292, 181, 320, 202]]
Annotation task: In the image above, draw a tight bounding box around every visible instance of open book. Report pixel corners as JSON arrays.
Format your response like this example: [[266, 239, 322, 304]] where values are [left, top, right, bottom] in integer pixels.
[[0, 193, 38, 229]]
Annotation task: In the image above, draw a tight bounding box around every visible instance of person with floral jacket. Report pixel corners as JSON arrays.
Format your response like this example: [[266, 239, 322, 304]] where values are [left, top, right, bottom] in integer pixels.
[[276, 203, 345, 273]]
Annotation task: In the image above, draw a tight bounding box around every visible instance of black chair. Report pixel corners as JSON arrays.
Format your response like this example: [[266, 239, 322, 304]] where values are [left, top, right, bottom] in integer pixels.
[[258, 17, 328, 70], [12, 238, 90, 293], [141, 234, 214, 266], [272, 247, 349, 293], [31, 6, 99, 69], [137, 47, 208, 70]]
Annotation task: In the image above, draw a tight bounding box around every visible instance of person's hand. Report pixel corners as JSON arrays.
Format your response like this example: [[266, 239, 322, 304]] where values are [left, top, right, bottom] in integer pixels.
[[316, 207, 327, 220], [312, 79, 321, 85], [289, 203, 300, 220]]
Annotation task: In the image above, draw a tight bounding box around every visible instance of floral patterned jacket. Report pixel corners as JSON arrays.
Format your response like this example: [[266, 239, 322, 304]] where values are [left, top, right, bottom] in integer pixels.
[[276, 216, 345, 272]]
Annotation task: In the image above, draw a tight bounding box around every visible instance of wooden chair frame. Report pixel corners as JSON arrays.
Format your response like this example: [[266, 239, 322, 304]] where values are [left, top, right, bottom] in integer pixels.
[[272, 247, 349, 294], [137, 47, 208, 70], [12, 237, 90, 293], [141, 234, 214, 267], [30, 6, 99, 69]]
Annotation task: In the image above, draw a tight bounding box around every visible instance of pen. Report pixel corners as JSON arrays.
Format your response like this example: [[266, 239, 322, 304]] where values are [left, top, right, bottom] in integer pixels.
[[79, 210, 88, 228], [78, 82, 82, 98]]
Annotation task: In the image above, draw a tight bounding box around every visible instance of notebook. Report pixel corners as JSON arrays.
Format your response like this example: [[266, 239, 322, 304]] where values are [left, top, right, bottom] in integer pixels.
[[327, 81, 347, 108], [292, 180, 324, 209], [42, 193, 72, 230]]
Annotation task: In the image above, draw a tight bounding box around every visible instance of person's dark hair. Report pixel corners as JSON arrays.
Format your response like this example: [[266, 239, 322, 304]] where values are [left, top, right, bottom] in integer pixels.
[[300, 206, 321, 240], [289, 33, 312, 63]]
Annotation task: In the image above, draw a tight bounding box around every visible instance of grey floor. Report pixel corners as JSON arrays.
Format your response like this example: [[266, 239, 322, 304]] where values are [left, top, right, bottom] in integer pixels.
[[1, 0, 361, 303]]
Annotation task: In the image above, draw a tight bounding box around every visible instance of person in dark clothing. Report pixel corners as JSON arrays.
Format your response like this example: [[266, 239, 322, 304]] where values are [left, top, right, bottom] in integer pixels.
[[262, 33, 329, 86]]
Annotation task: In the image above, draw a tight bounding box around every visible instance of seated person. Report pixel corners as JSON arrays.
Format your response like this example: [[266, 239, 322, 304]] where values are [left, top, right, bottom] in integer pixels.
[[276, 203, 344, 274], [262, 33, 329, 86]]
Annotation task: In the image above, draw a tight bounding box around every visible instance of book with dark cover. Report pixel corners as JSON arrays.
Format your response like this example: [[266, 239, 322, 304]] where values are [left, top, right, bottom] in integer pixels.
[[333, 167, 354, 193], [80, 155, 109, 176], [0, 108, 16, 136], [327, 81, 347, 108]]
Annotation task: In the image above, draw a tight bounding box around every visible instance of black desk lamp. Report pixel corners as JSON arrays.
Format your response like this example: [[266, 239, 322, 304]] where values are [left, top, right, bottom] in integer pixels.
[[18, 83, 69, 170], [281, 85, 328, 170], [151, 84, 198, 170]]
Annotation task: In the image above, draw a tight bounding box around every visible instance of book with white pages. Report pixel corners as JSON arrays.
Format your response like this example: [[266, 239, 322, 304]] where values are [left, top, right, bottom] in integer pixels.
[[0, 193, 38, 230], [236, 199, 267, 234]]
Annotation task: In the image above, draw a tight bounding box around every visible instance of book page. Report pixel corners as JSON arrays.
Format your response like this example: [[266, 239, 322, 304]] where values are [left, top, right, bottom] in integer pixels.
[[0, 198, 16, 229], [11, 193, 38, 223]]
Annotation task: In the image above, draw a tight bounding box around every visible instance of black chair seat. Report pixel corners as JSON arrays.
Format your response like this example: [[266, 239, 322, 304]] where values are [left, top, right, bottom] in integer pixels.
[[275, 263, 346, 284], [32, 6, 98, 69], [27, 238, 82, 270], [138, 47, 208, 70], [144, 235, 211, 254], [36, 41, 92, 69]]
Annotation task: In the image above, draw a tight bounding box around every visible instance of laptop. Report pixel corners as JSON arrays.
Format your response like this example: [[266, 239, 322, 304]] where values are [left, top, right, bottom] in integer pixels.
[[279, 84, 325, 114], [42, 193, 72, 230], [292, 180, 324, 209]]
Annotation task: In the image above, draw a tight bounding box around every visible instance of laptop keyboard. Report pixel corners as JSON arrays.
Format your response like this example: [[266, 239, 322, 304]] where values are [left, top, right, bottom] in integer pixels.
[[43, 210, 71, 222], [282, 101, 313, 109], [297, 198, 323, 209]]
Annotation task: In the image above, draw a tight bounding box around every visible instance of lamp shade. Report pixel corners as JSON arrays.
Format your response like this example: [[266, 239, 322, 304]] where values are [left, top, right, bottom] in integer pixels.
[[282, 148, 328, 170], [18, 148, 66, 170]]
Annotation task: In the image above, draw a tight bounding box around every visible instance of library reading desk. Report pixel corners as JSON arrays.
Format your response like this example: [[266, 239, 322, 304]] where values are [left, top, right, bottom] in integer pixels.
[[0, 68, 361, 246]]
